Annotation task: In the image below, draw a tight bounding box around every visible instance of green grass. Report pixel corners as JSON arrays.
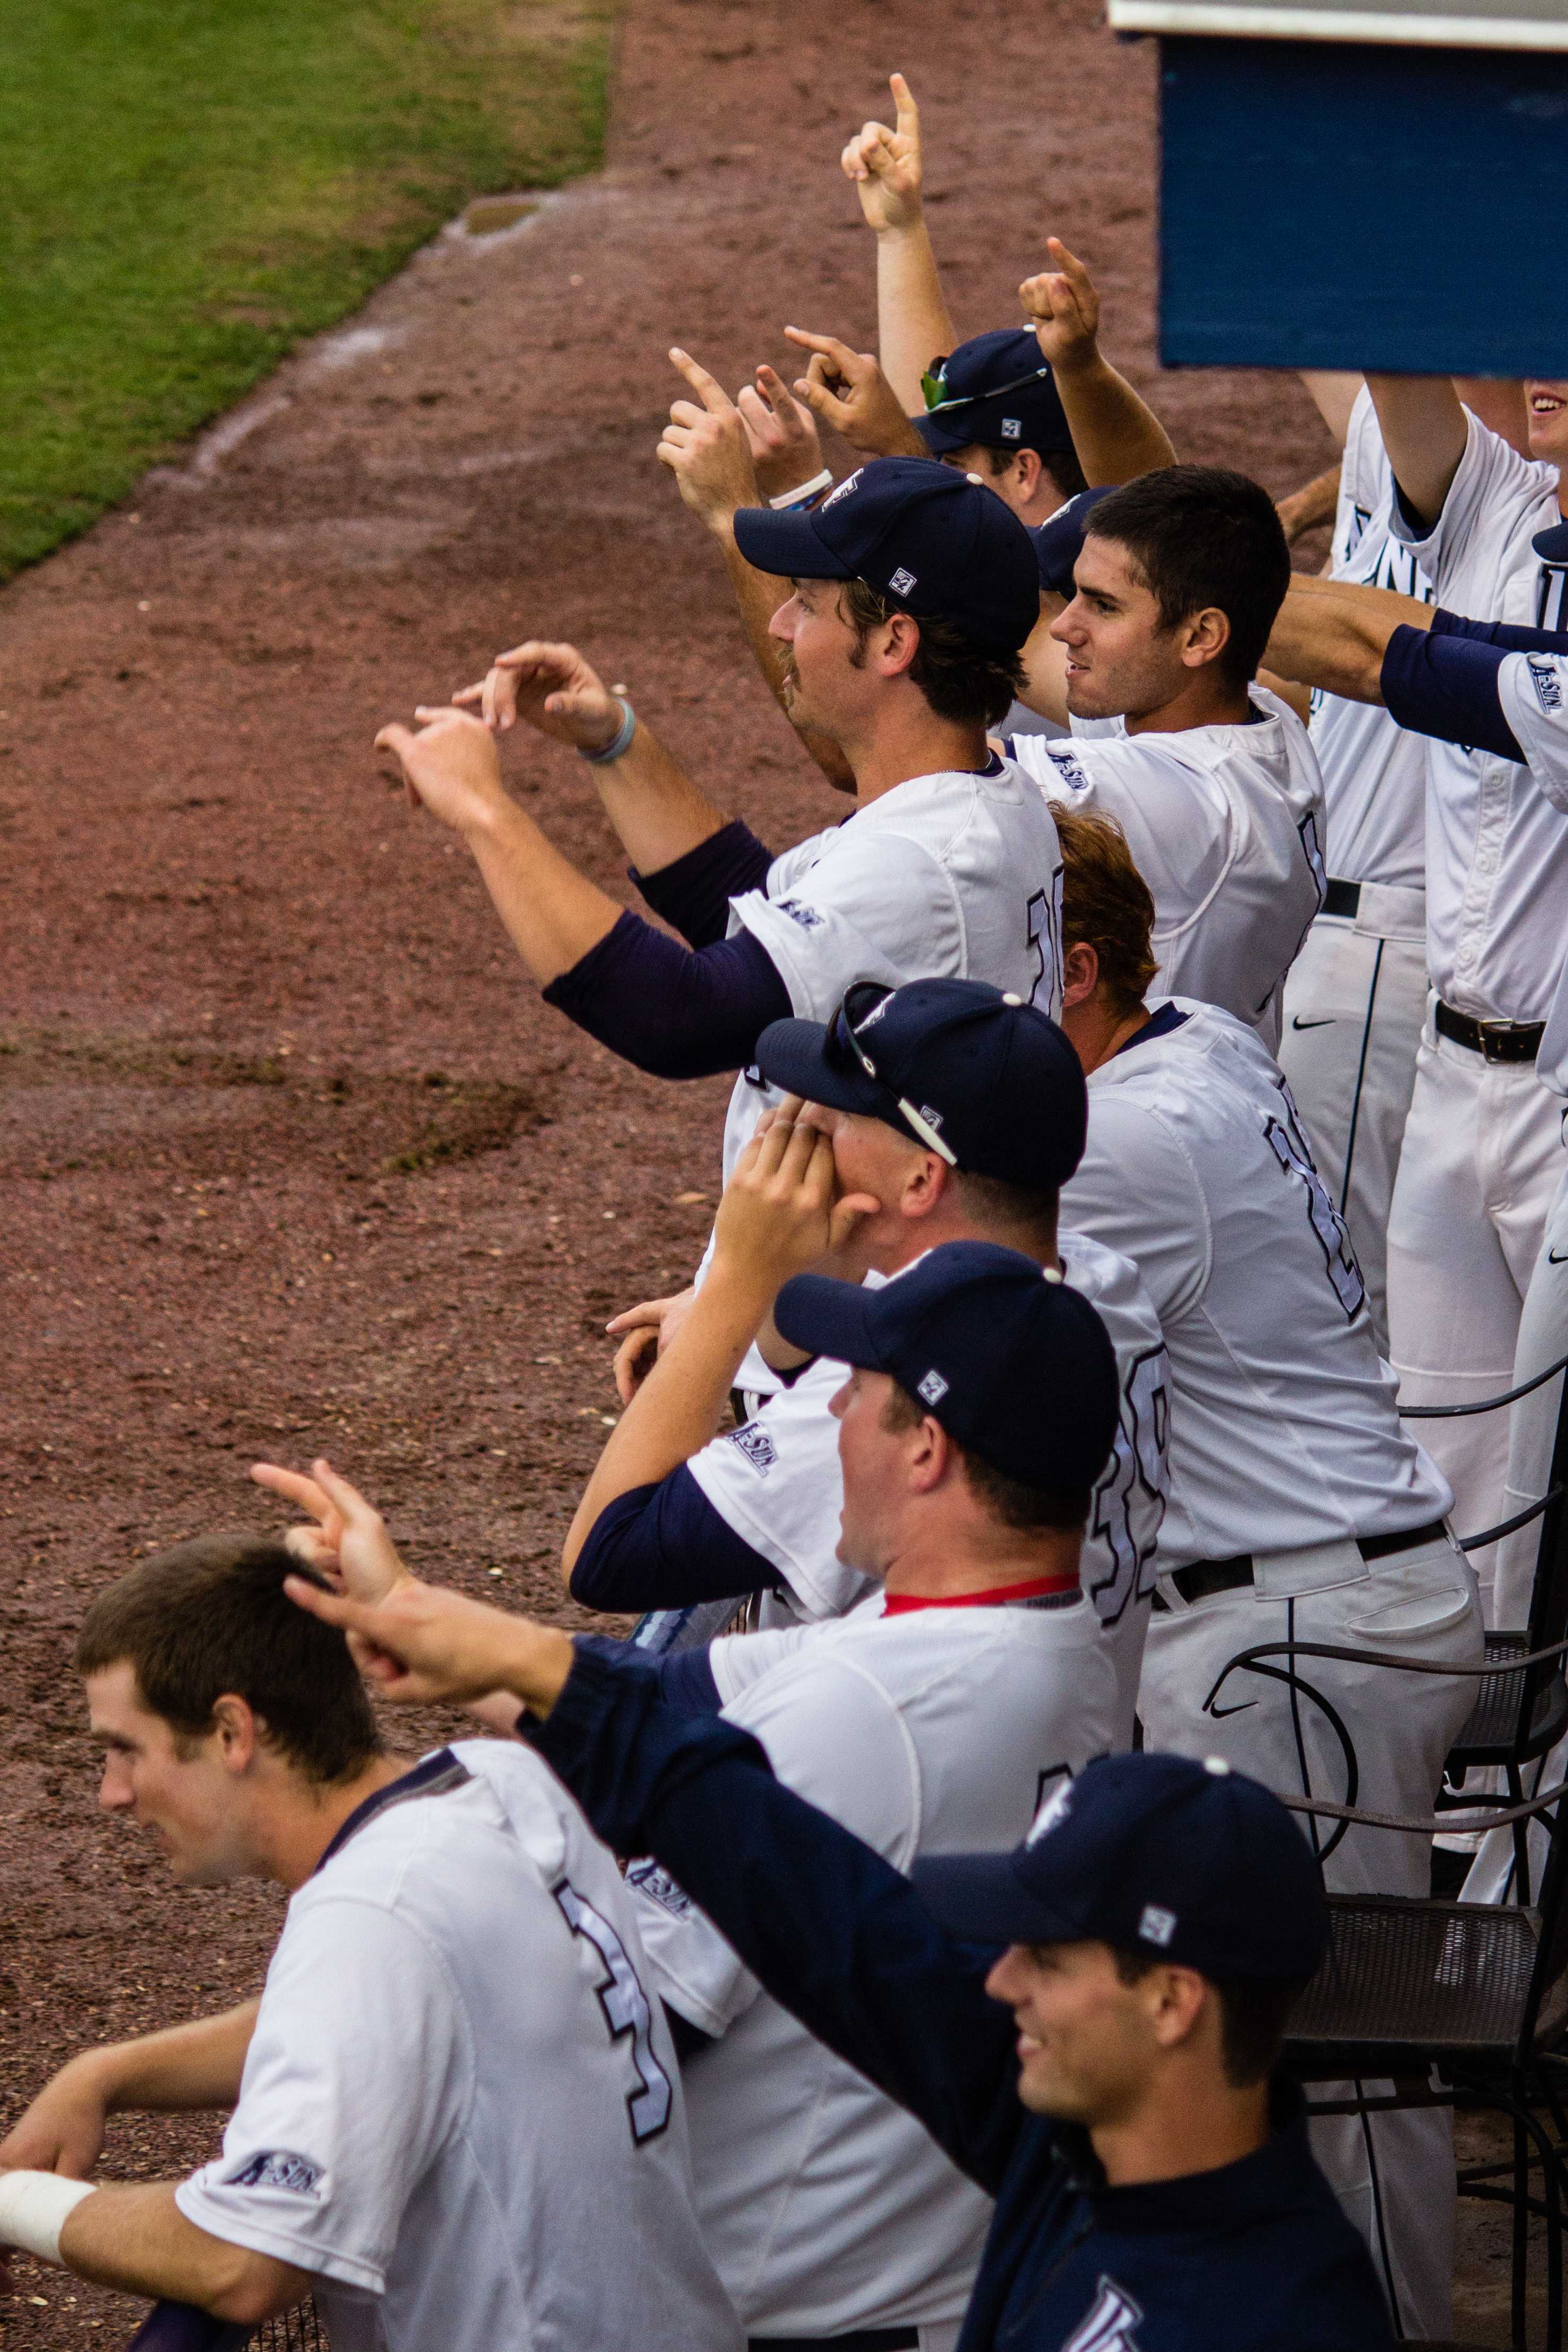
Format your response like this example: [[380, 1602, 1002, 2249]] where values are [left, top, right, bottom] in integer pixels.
[[0, 0, 614, 578]]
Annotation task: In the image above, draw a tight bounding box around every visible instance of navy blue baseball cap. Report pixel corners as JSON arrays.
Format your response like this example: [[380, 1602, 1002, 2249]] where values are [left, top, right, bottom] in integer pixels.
[[774, 1239, 1118, 1493], [912, 1751, 1330, 1982], [916, 329, 1076, 460], [732, 456, 1041, 654], [1032, 483, 1120, 596], [756, 978, 1086, 1190]]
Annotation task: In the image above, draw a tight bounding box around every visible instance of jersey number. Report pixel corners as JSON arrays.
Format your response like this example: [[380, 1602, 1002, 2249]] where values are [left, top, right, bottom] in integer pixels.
[[553, 1878, 672, 2145], [1088, 1344, 1170, 1626], [1026, 864, 1065, 1016], [1264, 1087, 1366, 1322]]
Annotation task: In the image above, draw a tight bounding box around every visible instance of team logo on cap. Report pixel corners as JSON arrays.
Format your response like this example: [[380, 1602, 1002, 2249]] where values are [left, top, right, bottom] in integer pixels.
[[888, 565, 917, 595], [1001, 417, 1022, 440], [821, 470, 862, 508], [1137, 1904, 1177, 1948], [917, 1368, 950, 1407], [1025, 1777, 1074, 1845]]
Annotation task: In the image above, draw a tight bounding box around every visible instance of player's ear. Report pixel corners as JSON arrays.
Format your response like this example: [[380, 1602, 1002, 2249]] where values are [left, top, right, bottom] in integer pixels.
[[1061, 940, 1100, 1011], [210, 1692, 261, 1776], [879, 609, 923, 680], [1180, 604, 1232, 671]]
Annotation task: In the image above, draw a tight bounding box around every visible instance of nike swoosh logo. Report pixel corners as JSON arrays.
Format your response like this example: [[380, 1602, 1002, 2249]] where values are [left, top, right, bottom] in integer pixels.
[[1291, 1016, 1335, 1031], [1207, 1698, 1260, 1719], [1550, 1248, 1568, 1265]]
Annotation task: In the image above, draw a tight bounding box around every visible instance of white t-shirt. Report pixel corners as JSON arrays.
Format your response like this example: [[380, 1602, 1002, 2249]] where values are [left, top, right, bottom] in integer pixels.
[[1006, 688, 1326, 1051], [627, 1600, 1119, 2337], [1307, 384, 1433, 892], [1386, 409, 1568, 1021], [1061, 1000, 1452, 1571], [686, 1232, 1170, 1743], [717, 752, 1065, 1188], [178, 1744, 739, 2352]]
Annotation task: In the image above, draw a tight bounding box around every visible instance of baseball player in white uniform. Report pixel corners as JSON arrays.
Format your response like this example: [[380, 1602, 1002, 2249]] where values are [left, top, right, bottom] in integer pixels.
[[566, 979, 1167, 1745], [1049, 810, 1479, 2341], [1006, 470, 1326, 1052], [277, 1248, 1124, 2352], [1277, 383, 1434, 1348], [0, 1537, 737, 2352], [1361, 374, 1568, 1604]]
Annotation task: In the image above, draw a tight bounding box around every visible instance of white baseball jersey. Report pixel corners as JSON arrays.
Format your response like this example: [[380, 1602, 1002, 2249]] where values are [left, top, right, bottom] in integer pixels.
[[686, 1233, 1170, 1741], [1386, 410, 1568, 1022], [1495, 649, 1568, 1094], [1005, 689, 1326, 1050], [717, 751, 1064, 1188], [178, 1743, 739, 2352], [1306, 385, 1433, 891], [1061, 1000, 1452, 1571], [626, 1600, 1119, 2337]]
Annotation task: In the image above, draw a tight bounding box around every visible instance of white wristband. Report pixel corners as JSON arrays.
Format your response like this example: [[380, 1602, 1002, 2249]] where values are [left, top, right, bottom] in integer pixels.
[[0, 2171, 96, 2265], [768, 468, 833, 511]]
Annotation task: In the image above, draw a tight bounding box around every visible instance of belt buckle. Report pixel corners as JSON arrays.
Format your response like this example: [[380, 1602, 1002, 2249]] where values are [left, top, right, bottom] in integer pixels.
[[1481, 1025, 1511, 1063]]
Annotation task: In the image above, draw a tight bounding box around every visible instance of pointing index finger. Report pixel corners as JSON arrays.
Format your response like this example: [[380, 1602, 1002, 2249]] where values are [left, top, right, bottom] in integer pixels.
[[669, 347, 735, 417], [889, 72, 919, 138]]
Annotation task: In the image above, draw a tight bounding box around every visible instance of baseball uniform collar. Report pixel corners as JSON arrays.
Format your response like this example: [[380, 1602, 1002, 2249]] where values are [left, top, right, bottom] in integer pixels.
[[312, 1746, 472, 1877], [882, 1573, 1080, 1614]]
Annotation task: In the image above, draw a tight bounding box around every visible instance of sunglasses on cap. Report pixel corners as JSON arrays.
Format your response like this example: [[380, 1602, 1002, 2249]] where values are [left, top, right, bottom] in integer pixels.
[[823, 982, 959, 1166], [919, 359, 1056, 418]]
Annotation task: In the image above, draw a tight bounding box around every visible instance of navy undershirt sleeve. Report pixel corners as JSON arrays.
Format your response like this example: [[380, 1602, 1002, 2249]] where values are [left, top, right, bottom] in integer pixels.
[[1430, 607, 1568, 656], [527, 1645, 1024, 2194], [542, 910, 791, 1079], [570, 1471, 778, 1614], [631, 819, 775, 949], [1380, 624, 1525, 762], [572, 1631, 723, 1717]]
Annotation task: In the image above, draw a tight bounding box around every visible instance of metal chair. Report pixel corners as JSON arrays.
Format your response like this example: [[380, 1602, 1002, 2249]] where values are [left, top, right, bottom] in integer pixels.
[[1404, 1347, 1568, 1903], [1269, 1772, 1568, 2352]]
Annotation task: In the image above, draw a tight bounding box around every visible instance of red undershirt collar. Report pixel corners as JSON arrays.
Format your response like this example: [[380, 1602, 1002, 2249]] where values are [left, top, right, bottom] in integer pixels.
[[882, 1573, 1080, 1615]]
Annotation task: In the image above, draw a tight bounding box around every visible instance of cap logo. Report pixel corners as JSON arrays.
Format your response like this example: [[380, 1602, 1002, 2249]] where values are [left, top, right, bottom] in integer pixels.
[[1025, 1778, 1073, 1846], [821, 470, 862, 509], [1001, 417, 1022, 440], [1138, 1904, 1177, 1948], [918, 1103, 944, 1130], [888, 565, 917, 595], [917, 1368, 950, 1407]]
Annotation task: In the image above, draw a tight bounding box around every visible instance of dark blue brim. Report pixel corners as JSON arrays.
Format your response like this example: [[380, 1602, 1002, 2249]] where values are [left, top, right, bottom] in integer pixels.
[[754, 1016, 888, 1121], [911, 1850, 1088, 1948], [733, 503, 857, 581], [773, 1270, 890, 1369]]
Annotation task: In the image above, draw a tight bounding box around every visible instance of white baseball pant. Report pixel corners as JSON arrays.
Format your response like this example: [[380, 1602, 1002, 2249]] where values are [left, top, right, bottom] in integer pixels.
[[1139, 1535, 1483, 2341], [1278, 890, 1427, 1355], [1464, 1151, 1568, 1906], [1385, 1020, 1568, 1615]]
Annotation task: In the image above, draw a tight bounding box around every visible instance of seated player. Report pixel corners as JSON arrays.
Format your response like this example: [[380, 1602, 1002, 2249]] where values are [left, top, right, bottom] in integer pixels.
[[0, 1541, 738, 2352], [1051, 804, 1478, 2338], [264, 1235, 1126, 2352], [278, 1580, 1397, 2352], [572, 973, 1168, 1743], [1003, 470, 1328, 1053]]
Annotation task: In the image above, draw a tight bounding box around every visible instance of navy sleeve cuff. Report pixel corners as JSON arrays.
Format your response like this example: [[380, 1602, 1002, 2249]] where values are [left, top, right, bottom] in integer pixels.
[[569, 1470, 778, 1614], [631, 820, 775, 949], [571, 1630, 723, 1716], [1431, 606, 1568, 657], [1381, 624, 1525, 762], [542, 910, 792, 1079]]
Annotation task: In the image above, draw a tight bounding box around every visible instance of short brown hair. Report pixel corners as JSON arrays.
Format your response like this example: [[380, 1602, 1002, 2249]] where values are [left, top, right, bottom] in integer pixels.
[[1112, 1947, 1309, 2087], [76, 1534, 384, 1785], [1055, 805, 1158, 1019], [880, 1381, 1090, 1533], [842, 577, 1026, 729]]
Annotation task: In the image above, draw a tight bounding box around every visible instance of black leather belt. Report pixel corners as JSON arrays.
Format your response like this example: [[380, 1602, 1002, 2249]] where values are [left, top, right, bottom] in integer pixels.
[[1322, 876, 1361, 918], [1435, 1000, 1545, 1063], [1151, 1518, 1450, 1612], [750, 2335, 919, 2352]]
